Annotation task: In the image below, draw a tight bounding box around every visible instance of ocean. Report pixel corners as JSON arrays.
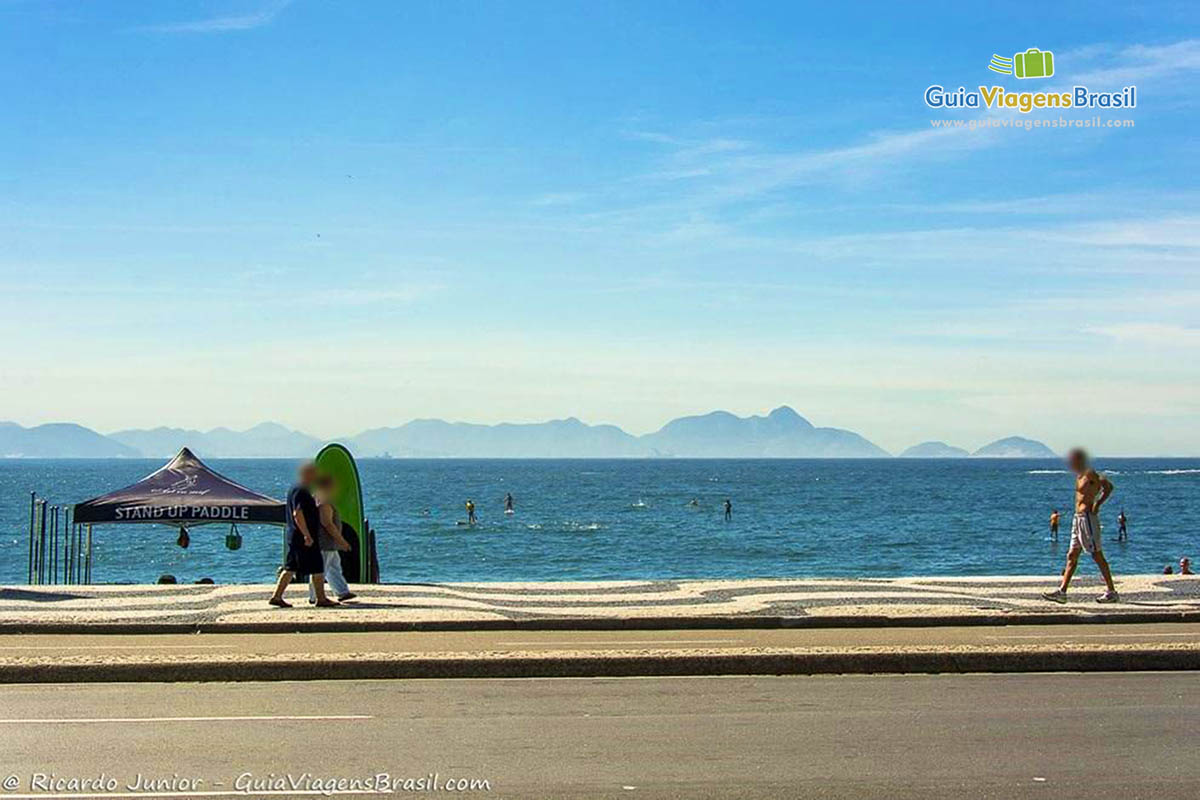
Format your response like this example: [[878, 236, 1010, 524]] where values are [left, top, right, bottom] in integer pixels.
[[1, 458, 1197, 585]]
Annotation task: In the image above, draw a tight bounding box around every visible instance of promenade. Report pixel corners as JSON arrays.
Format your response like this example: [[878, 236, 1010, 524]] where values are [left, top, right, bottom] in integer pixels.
[[2, 575, 1199, 682], [3, 574, 1199, 629]]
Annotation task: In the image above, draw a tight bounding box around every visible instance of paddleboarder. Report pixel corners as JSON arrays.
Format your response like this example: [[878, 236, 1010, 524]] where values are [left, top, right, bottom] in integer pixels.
[[466, 499, 477, 525]]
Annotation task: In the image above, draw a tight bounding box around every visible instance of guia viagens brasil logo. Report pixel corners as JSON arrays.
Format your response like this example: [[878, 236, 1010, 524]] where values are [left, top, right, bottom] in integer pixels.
[[925, 47, 1136, 114]]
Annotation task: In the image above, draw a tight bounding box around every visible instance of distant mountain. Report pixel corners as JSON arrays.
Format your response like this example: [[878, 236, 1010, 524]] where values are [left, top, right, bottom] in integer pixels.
[[0, 422, 139, 458], [3, 409, 1051, 460], [900, 441, 971, 458], [346, 417, 644, 458], [640, 406, 890, 458], [972, 436, 1057, 458], [110, 422, 323, 458]]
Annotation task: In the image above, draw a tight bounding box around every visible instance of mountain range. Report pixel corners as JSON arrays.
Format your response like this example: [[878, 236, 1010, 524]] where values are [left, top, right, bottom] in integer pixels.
[[0, 407, 1060, 459]]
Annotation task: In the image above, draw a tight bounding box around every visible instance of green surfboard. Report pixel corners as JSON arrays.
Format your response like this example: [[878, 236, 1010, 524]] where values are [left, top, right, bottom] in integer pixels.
[[314, 443, 369, 582]]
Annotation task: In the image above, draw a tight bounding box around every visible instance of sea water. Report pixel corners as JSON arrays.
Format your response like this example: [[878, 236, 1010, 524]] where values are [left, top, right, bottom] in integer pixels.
[[1, 458, 1197, 584]]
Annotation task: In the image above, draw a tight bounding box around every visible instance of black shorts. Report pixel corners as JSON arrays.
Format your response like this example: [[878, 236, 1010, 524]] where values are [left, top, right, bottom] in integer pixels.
[[284, 536, 324, 576]]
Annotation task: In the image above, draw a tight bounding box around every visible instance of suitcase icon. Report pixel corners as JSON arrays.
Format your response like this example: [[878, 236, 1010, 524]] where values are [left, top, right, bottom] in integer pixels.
[[1014, 48, 1054, 79]]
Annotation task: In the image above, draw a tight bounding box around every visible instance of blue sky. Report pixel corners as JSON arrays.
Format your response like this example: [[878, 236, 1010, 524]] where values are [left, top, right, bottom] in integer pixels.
[[2, 0, 1198, 454]]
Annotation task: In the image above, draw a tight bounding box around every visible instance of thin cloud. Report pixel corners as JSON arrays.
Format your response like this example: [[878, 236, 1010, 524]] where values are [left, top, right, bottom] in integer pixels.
[[1068, 39, 1200, 86], [136, 0, 292, 34], [1087, 323, 1200, 347]]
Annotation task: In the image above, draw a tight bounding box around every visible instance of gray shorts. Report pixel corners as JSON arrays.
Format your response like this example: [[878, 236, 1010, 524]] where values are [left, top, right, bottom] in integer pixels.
[[1071, 512, 1102, 555]]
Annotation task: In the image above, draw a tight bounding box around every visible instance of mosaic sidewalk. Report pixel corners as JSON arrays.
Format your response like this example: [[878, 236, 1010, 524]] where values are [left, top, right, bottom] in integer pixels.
[[3, 575, 1200, 629]]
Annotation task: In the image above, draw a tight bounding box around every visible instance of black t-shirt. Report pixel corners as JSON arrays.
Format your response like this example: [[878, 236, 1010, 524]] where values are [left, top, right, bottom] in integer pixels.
[[287, 485, 320, 546]]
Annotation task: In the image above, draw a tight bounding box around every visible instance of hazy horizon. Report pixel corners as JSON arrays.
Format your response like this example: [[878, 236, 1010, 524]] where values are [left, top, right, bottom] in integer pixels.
[[3, 2, 1198, 455]]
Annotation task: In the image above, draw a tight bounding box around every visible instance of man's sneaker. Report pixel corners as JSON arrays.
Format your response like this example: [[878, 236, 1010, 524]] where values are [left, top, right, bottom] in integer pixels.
[[1096, 590, 1120, 603], [1041, 589, 1067, 604]]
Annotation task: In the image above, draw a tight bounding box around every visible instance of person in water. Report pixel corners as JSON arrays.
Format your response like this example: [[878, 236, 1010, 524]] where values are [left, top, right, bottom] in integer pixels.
[[269, 462, 334, 608], [504, 493, 514, 513], [1117, 509, 1128, 541], [1181, 557, 1194, 575], [724, 499, 733, 521], [466, 499, 477, 525], [309, 473, 355, 603], [1043, 448, 1119, 604], [1049, 509, 1059, 540]]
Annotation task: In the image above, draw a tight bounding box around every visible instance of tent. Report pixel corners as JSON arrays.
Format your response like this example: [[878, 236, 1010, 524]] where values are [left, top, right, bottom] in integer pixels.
[[73, 447, 286, 526]]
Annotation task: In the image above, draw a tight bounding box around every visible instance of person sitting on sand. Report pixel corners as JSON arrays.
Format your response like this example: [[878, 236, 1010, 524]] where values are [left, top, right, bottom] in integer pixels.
[[1164, 564, 1174, 575], [1181, 558, 1194, 575], [269, 462, 335, 608], [1042, 448, 1119, 604], [309, 473, 355, 603]]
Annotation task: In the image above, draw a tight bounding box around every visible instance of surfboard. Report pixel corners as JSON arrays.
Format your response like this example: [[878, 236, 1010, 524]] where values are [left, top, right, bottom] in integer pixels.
[[314, 443, 368, 583]]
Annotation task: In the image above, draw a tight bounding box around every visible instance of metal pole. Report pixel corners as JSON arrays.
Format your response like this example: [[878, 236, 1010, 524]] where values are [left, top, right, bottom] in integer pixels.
[[73, 522, 81, 584], [37, 501, 47, 585], [63, 508, 72, 584], [51, 506, 59, 585], [27, 492, 36, 585], [85, 525, 93, 584]]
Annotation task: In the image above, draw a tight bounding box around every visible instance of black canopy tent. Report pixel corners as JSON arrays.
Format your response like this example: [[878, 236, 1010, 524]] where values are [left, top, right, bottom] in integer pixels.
[[74, 448, 286, 527], [24, 449, 286, 586]]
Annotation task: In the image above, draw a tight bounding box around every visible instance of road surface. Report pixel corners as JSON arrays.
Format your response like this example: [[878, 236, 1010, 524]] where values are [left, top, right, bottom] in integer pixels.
[[1, 672, 1197, 798]]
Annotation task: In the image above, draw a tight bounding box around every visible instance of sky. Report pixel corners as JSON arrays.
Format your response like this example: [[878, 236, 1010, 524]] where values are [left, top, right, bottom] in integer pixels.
[[1, 0, 1198, 455]]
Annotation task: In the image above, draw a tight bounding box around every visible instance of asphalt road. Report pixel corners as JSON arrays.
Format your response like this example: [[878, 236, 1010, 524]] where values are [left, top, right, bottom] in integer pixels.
[[1, 673, 1197, 799], [3, 620, 1199, 657]]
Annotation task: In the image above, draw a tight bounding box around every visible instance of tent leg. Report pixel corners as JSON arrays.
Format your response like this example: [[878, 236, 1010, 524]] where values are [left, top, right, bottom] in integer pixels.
[[85, 525, 93, 585]]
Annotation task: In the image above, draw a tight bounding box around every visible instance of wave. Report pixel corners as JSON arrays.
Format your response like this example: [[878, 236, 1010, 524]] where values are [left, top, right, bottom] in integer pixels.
[[1026, 469, 1068, 474], [1144, 469, 1200, 475]]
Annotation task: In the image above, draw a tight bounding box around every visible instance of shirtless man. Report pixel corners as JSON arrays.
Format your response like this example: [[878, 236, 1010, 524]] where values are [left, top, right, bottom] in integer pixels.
[[1049, 509, 1060, 540], [1043, 448, 1119, 603]]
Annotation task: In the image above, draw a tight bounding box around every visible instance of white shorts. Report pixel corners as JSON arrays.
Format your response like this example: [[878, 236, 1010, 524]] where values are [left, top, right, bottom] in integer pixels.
[[1070, 512, 1102, 555]]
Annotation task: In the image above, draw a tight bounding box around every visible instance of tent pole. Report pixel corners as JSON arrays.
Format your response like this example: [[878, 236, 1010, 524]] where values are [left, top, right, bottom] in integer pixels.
[[85, 525, 93, 584]]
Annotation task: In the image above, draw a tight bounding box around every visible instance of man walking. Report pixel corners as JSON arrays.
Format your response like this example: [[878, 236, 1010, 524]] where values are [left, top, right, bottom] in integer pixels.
[[269, 462, 335, 608], [1043, 448, 1119, 604]]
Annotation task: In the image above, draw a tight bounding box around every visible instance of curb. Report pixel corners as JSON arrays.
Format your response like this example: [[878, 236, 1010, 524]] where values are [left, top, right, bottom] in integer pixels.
[[2, 647, 1199, 683], [4, 610, 1200, 635]]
